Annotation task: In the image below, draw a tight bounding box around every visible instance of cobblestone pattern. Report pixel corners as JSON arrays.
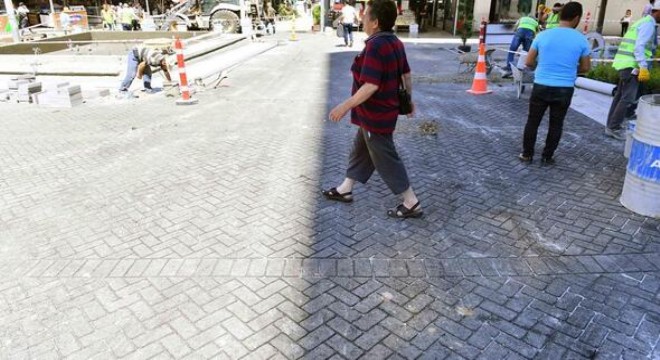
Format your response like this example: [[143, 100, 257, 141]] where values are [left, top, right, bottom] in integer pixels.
[[0, 34, 658, 359]]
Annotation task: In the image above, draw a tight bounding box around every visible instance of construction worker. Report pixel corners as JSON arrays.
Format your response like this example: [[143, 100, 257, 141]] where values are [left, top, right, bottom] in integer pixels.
[[119, 46, 172, 95], [519, 2, 590, 165], [543, 3, 562, 30], [605, 3, 660, 140], [121, 3, 135, 31], [101, 4, 115, 30], [16, 2, 29, 35], [643, 0, 656, 16], [503, 14, 539, 78]]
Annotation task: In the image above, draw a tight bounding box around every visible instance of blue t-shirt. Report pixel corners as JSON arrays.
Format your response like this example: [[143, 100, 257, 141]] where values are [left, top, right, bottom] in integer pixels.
[[531, 27, 590, 87]]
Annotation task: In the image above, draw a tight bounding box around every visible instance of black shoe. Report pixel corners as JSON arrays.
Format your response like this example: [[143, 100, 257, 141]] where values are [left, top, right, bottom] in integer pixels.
[[518, 153, 533, 163], [387, 201, 423, 219], [541, 157, 555, 166], [605, 128, 625, 140], [322, 187, 353, 203]]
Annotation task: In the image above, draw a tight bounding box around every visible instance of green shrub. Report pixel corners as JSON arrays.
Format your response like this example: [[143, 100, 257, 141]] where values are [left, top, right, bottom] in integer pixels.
[[312, 4, 321, 25], [586, 64, 660, 93], [586, 63, 619, 84], [647, 68, 660, 93]]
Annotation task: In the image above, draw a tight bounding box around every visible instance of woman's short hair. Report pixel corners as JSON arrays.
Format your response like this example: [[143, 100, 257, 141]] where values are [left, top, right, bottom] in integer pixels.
[[366, 0, 397, 31], [560, 1, 582, 21]]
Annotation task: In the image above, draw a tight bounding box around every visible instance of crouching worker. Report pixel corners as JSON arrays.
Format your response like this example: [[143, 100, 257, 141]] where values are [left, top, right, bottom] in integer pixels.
[[119, 46, 171, 94]]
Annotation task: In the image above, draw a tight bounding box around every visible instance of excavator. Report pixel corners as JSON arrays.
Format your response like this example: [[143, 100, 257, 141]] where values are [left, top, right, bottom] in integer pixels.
[[159, 0, 264, 33]]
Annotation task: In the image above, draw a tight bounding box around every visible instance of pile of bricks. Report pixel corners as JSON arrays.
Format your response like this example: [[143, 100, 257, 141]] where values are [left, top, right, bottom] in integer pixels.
[[17, 82, 43, 103], [3, 75, 41, 103], [32, 82, 84, 108]]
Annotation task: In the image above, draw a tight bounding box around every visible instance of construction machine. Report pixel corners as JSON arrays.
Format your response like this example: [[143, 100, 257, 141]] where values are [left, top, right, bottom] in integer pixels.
[[159, 0, 264, 33]]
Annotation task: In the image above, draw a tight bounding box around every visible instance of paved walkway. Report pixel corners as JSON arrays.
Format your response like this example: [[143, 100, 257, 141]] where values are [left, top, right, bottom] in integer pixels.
[[0, 32, 659, 359]]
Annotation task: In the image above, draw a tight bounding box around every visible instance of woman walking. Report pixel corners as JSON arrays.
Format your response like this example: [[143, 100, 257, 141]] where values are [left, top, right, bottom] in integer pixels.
[[338, 0, 359, 47], [324, 0, 422, 219]]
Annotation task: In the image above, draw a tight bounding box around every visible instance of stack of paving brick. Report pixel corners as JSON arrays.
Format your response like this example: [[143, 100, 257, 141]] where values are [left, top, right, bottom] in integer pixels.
[[32, 82, 84, 108], [17, 82, 42, 103], [5, 76, 39, 103]]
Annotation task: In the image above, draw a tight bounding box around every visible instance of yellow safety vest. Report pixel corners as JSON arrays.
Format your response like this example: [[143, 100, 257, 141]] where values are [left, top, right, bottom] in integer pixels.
[[518, 16, 538, 34], [102, 9, 114, 23], [613, 16, 655, 71], [122, 9, 134, 24], [546, 13, 559, 29]]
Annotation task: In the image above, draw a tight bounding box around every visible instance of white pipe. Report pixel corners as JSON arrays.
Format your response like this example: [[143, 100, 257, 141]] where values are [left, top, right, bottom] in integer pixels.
[[575, 76, 615, 95]]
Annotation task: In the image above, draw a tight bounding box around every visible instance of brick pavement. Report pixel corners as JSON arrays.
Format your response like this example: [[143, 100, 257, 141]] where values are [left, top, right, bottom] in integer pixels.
[[0, 33, 659, 359]]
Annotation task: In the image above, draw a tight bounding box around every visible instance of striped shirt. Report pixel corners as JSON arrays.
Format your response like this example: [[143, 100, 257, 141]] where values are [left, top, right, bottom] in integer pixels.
[[350, 31, 410, 134]]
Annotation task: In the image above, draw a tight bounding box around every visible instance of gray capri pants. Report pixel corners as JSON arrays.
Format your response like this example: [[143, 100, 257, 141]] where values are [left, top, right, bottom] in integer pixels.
[[346, 127, 410, 195]]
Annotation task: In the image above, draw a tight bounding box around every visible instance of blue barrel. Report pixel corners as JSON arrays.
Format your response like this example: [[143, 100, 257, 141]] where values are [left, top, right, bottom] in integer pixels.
[[621, 95, 660, 218]]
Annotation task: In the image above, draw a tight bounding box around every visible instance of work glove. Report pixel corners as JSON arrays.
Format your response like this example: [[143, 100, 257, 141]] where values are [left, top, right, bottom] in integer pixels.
[[638, 67, 650, 82]]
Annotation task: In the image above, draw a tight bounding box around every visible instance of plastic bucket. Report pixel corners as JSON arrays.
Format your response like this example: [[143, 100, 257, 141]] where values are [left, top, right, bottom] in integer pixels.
[[409, 23, 419, 38], [620, 95, 660, 218]]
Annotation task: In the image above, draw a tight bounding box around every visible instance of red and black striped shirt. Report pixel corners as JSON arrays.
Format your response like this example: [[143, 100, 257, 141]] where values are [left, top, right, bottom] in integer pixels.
[[350, 31, 410, 134]]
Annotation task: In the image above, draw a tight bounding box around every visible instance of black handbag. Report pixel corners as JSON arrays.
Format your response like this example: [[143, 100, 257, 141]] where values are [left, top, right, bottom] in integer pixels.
[[392, 40, 412, 115], [398, 85, 412, 115]]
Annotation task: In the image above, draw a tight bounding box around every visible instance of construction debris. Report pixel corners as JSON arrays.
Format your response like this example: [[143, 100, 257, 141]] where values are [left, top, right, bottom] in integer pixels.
[[419, 121, 439, 135]]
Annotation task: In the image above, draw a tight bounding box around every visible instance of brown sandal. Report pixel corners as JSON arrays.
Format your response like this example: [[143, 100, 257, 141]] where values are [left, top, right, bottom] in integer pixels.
[[322, 187, 353, 203], [387, 201, 423, 219]]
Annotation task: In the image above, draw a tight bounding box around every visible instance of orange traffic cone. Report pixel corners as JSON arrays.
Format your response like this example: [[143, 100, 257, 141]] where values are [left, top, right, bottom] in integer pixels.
[[467, 43, 492, 95]]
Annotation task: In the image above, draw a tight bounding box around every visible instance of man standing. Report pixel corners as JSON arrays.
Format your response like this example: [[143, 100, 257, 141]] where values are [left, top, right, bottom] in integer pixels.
[[119, 46, 171, 94], [101, 4, 115, 30], [121, 3, 135, 31], [605, 3, 660, 140], [16, 2, 29, 35], [59, 7, 71, 34], [503, 14, 539, 78], [543, 3, 562, 30], [519, 2, 591, 165], [265, 2, 276, 34]]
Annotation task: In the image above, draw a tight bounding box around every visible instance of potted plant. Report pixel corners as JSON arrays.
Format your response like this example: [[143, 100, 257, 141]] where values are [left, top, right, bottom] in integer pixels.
[[456, 0, 474, 52], [458, 18, 473, 52], [312, 4, 321, 31]]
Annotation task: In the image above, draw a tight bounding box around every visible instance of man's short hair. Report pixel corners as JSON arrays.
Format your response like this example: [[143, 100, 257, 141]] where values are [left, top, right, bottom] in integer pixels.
[[560, 1, 582, 21], [366, 0, 397, 31]]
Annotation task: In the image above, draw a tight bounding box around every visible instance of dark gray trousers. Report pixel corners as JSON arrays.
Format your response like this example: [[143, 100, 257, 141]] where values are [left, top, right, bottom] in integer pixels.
[[607, 68, 639, 131], [346, 127, 410, 195]]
